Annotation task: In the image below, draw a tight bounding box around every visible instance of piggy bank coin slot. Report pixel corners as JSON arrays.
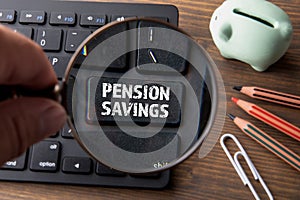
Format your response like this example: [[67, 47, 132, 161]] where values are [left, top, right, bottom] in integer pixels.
[[233, 8, 274, 28]]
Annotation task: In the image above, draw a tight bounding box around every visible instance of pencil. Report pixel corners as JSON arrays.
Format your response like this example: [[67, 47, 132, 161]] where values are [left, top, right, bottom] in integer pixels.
[[228, 114, 300, 172], [233, 86, 300, 109], [231, 97, 300, 142]]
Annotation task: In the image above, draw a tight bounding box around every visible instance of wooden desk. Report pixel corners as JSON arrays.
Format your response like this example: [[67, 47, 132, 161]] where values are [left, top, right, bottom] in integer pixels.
[[1, 0, 299, 199]]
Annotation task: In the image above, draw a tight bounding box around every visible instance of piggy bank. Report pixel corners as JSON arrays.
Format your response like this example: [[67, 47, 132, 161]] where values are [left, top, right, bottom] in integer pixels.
[[209, 0, 293, 72]]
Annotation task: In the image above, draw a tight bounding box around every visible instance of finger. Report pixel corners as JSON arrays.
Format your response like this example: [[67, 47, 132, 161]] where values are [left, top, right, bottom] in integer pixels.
[[0, 25, 57, 89], [0, 98, 66, 165]]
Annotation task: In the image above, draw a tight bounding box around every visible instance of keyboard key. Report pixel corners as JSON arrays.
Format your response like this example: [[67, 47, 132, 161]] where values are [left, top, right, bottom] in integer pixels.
[[79, 22, 128, 71], [65, 29, 91, 52], [96, 162, 126, 176], [0, 9, 16, 23], [30, 141, 60, 172], [1, 152, 27, 170], [104, 21, 129, 70], [11, 27, 33, 39], [80, 14, 106, 26], [49, 55, 70, 79], [62, 157, 92, 174], [60, 123, 74, 139], [87, 77, 183, 126], [137, 21, 188, 74], [50, 12, 76, 25], [36, 29, 62, 51], [19, 10, 45, 24], [111, 15, 136, 22]]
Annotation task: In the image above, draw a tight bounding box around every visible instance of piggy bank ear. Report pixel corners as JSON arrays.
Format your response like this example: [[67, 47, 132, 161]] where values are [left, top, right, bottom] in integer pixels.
[[279, 22, 293, 40], [209, 8, 233, 43]]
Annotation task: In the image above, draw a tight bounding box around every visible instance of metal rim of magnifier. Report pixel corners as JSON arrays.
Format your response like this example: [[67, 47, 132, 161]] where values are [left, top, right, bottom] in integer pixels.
[[61, 17, 219, 174]]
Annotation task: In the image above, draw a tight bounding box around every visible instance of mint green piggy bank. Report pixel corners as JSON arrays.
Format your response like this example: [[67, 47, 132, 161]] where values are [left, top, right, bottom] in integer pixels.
[[209, 0, 293, 72]]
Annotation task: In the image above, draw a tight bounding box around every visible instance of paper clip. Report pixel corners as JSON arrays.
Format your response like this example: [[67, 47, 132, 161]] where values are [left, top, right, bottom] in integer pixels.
[[220, 133, 273, 200]]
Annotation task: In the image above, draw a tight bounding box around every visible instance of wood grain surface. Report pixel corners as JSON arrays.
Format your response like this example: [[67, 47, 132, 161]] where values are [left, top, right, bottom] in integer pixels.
[[0, 0, 299, 199]]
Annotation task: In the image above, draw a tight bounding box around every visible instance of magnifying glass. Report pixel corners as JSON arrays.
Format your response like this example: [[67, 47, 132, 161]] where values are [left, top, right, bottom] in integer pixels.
[[2, 18, 223, 174]]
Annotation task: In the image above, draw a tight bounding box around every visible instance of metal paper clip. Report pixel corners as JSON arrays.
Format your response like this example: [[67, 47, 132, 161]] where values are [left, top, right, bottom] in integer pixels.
[[220, 133, 273, 200]]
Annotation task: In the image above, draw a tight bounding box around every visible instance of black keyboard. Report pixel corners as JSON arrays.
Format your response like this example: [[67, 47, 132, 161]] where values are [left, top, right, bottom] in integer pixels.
[[0, 0, 178, 188]]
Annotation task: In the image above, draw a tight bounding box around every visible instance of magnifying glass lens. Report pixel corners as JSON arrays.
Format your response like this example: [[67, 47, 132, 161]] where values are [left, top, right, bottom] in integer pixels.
[[63, 18, 216, 174]]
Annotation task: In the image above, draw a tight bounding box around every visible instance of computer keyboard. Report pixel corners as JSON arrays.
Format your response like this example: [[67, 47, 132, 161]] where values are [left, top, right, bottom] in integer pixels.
[[0, 0, 178, 188]]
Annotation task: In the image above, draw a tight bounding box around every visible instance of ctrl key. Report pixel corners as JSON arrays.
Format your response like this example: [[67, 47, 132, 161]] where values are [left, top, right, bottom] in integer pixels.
[[30, 141, 60, 172]]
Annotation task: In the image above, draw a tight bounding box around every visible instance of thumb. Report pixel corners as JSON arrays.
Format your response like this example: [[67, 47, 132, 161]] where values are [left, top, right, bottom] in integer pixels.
[[0, 97, 66, 165]]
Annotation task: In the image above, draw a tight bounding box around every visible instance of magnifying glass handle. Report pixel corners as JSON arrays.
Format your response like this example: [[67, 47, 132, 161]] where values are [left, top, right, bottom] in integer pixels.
[[0, 84, 61, 102]]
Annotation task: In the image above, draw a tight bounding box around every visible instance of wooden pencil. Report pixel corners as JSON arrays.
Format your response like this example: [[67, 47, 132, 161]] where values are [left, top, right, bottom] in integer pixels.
[[231, 97, 300, 142], [228, 114, 300, 172], [233, 86, 300, 109]]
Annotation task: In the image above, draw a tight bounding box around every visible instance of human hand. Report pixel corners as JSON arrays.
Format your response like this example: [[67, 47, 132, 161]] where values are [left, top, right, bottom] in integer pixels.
[[0, 25, 67, 165]]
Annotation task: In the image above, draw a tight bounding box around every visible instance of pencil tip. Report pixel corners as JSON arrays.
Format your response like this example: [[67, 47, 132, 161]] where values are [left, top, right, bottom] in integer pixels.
[[233, 86, 242, 91], [231, 97, 239, 104], [227, 113, 236, 120]]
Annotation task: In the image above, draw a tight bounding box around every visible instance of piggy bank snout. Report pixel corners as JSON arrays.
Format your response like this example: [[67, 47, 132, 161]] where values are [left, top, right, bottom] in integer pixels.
[[219, 23, 233, 42]]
